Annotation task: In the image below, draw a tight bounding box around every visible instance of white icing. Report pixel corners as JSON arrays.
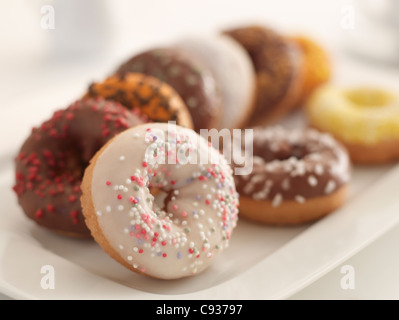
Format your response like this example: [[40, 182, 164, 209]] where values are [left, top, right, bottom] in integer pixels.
[[90, 123, 239, 279], [176, 35, 256, 129]]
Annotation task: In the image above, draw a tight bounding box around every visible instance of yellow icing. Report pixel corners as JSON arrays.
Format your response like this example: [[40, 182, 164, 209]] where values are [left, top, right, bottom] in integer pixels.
[[306, 86, 399, 144]]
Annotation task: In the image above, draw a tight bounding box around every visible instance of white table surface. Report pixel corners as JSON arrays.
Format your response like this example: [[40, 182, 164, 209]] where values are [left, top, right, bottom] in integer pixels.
[[1, 0, 398, 300]]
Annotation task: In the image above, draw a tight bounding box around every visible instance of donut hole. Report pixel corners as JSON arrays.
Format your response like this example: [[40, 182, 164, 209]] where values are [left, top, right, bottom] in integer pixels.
[[254, 141, 307, 162], [345, 88, 394, 108]]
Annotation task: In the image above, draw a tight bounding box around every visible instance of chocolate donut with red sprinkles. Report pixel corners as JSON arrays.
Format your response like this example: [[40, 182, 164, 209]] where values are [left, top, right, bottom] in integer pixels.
[[13, 97, 145, 237]]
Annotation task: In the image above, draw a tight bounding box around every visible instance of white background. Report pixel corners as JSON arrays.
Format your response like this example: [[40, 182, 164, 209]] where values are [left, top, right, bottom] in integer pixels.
[[0, 0, 398, 299]]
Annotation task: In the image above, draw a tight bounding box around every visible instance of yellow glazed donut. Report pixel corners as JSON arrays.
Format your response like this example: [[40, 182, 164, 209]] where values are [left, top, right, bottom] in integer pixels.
[[306, 85, 399, 164]]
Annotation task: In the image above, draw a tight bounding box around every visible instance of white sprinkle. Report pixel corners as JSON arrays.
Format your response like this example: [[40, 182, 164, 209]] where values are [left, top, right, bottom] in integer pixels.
[[272, 193, 283, 207], [120, 156, 125, 161], [295, 195, 306, 204], [281, 178, 290, 191], [133, 264, 138, 268], [96, 211, 102, 216], [308, 175, 318, 187], [126, 179, 131, 184], [202, 184, 208, 189], [106, 205, 111, 213], [118, 205, 124, 211], [133, 247, 138, 253], [315, 164, 324, 175], [123, 228, 129, 234], [119, 245, 124, 250], [127, 256, 133, 261], [325, 180, 336, 194], [113, 185, 119, 191]]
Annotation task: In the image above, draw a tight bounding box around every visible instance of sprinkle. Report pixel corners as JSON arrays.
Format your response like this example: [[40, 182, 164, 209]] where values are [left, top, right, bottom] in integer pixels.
[[142, 161, 148, 168], [35, 209, 44, 219], [96, 211, 102, 216], [106, 205, 111, 213], [295, 195, 306, 204], [46, 204, 55, 212], [117, 194, 122, 200], [162, 253, 167, 258], [127, 256, 133, 261], [106, 181, 111, 186], [272, 193, 283, 207], [68, 195, 77, 203], [308, 175, 318, 187], [325, 180, 336, 194]]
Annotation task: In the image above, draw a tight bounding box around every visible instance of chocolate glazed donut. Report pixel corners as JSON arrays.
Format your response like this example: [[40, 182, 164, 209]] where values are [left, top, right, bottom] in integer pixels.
[[233, 126, 351, 225], [224, 26, 304, 126], [13, 98, 144, 237], [114, 48, 222, 132]]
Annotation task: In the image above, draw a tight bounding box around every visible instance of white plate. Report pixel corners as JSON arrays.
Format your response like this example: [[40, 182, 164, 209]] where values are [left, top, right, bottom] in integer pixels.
[[1, 147, 399, 299]]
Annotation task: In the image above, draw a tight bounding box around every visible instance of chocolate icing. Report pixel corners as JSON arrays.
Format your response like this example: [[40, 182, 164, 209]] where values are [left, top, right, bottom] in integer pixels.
[[115, 48, 222, 132], [224, 26, 296, 124], [13, 98, 144, 236], [233, 127, 351, 204]]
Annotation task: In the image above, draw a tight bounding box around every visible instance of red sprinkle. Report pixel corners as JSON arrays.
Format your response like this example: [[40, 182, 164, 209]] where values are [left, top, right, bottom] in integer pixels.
[[70, 210, 79, 218], [68, 195, 77, 203], [188, 248, 194, 254], [117, 194, 122, 200], [162, 253, 167, 258], [161, 241, 167, 246], [139, 249, 143, 254], [142, 161, 148, 168], [106, 181, 111, 186], [35, 209, 44, 219], [47, 204, 55, 212]]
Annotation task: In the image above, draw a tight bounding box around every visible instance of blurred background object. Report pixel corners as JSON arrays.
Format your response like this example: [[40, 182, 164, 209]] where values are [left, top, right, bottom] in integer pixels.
[[341, 0, 399, 65]]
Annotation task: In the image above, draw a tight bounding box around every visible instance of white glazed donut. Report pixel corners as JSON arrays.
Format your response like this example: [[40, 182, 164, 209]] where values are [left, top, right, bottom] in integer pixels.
[[176, 34, 256, 129], [81, 123, 239, 279]]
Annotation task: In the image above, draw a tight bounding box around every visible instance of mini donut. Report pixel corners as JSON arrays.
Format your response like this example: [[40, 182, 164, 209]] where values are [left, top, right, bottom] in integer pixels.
[[81, 123, 239, 279], [175, 35, 256, 129], [224, 25, 304, 126], [86, 72, 193, 129], [13, 98, 145, 237], [114, 48, 222, 132], [306, 85, 399, 164], [288, 35, 331, 106], [233, 126, 350, 225]]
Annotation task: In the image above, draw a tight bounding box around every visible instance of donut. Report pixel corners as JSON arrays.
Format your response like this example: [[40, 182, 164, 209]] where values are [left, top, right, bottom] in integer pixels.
[[306, 85, 399, 164], [233, 126, 350, 225], [86, 72, 193, 129], [81, 123, 239, 279], [288, 35, 331, 106], [175, 35, 256, 129], [114, 48, 222, 132], [13, 98, 145, 237], [224, 25, 304, 126]]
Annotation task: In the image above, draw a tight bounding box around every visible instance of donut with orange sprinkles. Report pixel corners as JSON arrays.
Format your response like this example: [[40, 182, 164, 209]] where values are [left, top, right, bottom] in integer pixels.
[[13, 98, 145, 237], [85, 72, 193, 129]]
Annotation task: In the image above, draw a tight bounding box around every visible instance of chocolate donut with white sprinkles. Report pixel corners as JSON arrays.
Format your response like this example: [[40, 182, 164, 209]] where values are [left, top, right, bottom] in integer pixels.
[[233, 126, 351, 225]]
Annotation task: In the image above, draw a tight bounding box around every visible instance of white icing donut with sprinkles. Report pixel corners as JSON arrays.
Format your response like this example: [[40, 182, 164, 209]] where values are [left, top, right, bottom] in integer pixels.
[[234, 126, 351, 225], [81, 123, 239, 279]]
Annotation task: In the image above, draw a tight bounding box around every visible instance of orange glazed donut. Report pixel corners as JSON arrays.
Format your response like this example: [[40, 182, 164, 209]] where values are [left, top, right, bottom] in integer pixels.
[[234, 126, 351, 225], [289, 35, 331, 106], [86, 73, 193, 129], [81, 123, 239, 279], [224, 25, 304, 126], [13, 98, 145, 237]]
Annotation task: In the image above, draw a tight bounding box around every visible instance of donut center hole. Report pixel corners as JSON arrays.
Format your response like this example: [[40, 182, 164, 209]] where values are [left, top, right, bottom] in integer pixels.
[[345, 88, 394, 107], [256, 142, 306, 161]]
